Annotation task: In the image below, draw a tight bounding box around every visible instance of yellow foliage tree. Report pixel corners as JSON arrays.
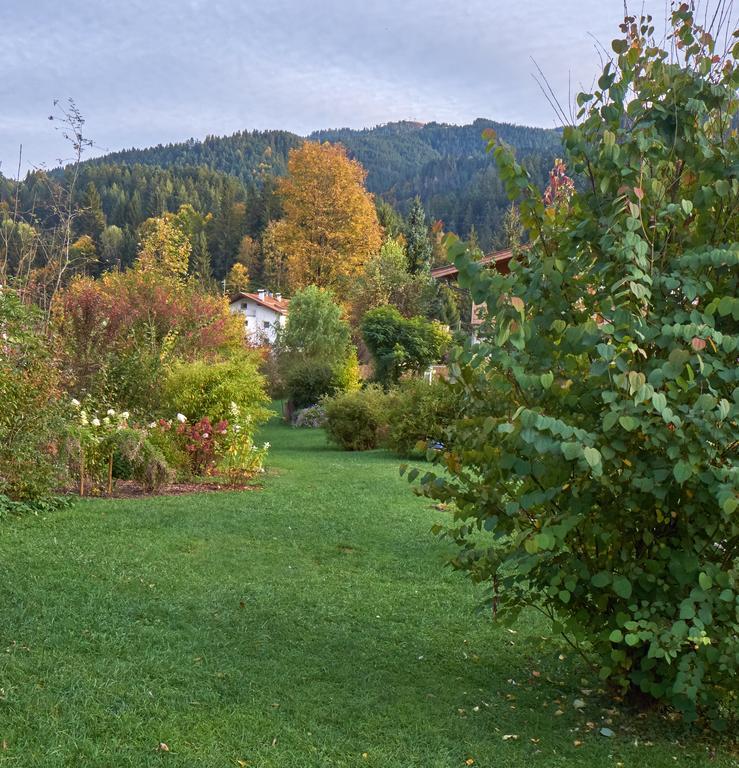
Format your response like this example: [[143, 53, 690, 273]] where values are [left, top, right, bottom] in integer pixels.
[[136, 216, 190, 279], [266, 142, 382, 292], [226, 262, 250, 294]]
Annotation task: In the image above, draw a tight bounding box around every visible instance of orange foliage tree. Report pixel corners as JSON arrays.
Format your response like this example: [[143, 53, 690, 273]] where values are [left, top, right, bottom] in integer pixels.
[[264, 142, 382, 293]]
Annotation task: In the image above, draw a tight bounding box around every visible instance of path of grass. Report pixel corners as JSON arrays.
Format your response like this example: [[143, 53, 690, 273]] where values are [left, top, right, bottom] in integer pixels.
[[0, 420, 733, 766]]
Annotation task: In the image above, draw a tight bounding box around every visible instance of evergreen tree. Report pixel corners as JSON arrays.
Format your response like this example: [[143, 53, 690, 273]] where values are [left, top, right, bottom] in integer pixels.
[[404, 197, 432, 274], [75, 182, 106, 246]]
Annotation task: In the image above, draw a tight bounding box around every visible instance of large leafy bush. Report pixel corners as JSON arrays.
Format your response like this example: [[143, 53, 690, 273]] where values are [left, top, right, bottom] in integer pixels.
[[411, 10, 738, 725], [163, 351, 270, 424], [324, 386, 389, 451], [361, 305, 450, 385], [386, 378, 461, 457], [0, 287, 68, 500]]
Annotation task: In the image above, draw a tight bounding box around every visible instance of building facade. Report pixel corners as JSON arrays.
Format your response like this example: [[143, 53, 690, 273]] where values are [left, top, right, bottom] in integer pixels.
[[229, 289, 289, 346]]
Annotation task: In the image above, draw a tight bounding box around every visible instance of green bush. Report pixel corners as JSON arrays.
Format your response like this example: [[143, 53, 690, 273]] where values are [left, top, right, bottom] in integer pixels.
[[109, 428, 171, 493], [361, 305, 450, 385], [412, 9, 738, 726], [0, 288, 68, 501], [386, 378, 461, 456], [163, 351, 270, 425], [146, 424, 191, 478], [284, 361, 341, 411], [324, 386, 389, 451]]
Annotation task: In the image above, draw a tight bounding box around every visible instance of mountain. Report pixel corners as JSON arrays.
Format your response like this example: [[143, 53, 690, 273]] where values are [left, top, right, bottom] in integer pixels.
[[84, 118, 562, 245]]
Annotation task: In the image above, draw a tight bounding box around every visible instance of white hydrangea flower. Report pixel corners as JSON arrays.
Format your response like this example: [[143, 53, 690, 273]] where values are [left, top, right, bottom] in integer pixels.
[[149, 422, 157, 429], [71, 398, 81, 407], [107, 408, 116, 417], [121, 411, 130, 420], [91, 417, 101, 427], [177, 413, 187, 423]]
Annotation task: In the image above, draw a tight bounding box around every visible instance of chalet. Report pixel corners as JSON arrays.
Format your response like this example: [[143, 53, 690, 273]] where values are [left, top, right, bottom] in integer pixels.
[[229, 289, 289, 346], [430, 247, 515, 329]]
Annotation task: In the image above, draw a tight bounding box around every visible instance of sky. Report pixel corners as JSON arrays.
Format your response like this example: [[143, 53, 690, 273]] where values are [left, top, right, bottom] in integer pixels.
[[0, 0, 671, 173]]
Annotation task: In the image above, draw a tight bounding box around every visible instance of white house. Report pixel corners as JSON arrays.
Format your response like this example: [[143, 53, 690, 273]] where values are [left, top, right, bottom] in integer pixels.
[[229, 289, 289, 346]]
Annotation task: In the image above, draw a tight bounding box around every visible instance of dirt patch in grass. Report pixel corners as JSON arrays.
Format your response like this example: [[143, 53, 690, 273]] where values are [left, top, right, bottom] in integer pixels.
[[64, 479, 261, 499]]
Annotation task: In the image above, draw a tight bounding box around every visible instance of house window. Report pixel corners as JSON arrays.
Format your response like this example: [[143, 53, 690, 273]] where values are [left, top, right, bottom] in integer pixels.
[[263, 320, 270, 328], [241, 302, 248, 310]]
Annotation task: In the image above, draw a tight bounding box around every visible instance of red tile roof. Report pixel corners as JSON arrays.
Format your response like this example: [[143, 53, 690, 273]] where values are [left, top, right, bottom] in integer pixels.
[[230, 291, 290, 315], [430, 247, 515, 280]]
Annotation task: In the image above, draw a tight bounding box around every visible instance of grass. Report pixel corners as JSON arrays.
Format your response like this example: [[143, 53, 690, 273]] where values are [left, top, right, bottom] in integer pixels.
[[0, 418, 734, 767]]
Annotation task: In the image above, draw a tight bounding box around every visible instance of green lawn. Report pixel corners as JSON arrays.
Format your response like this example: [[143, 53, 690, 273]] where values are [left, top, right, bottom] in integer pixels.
[[0, 419, 733, 767]]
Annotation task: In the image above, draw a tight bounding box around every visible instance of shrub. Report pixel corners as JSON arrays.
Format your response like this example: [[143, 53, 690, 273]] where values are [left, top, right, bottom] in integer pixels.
[[176, 416, 228, 475], [163, 351, 270, 425], [361, 305, 450, 385], [386, 378, 461, 456], [293, 404, 327, 428], [412, 9, 738, 726], [324, 386, 389, 451], [0, 288, 68, 501], [216, 402, 270, 482], [53, 222, 243, 414], [283, 360, 341, 410], [109, 428, 171, 493]]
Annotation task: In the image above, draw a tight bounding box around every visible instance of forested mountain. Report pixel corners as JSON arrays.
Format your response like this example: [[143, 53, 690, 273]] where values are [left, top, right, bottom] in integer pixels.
[[1, 118, 562, 285], [78, 118, 561, 248]]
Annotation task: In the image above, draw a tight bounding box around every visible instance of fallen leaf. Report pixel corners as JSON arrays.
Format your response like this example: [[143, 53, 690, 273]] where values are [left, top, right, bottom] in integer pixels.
[[361, 753, 368, 760], [573, 740, 583, 747], [502, 734, 519, 741], [600, 727, 615, 737], [465, 759, 475, 766], [573, 698, 586, 709], [554, 709, 564, 716], [532, 670, 541, 677], [157, 742, 170, 752]]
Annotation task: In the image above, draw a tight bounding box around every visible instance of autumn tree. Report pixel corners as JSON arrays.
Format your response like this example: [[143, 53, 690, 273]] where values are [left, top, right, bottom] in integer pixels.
[[136, 215, 190, 278], [226, 262, 250, 294], [265, 142, 382, 292]]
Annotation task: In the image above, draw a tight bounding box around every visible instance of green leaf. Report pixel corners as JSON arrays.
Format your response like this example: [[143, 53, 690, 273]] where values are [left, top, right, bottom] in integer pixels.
[[583, 447, 601, 468], [592, 571, 612, 588], [673, 460, 692, 484], [540, 371, 554, 389], [608, 629, 623, 642], [613, 576, 632, 599], [602, 411, 619, 431], [652, 392, 667, 412], [698, 572, 713, 591], [618, 415, 639, 432], [561, 442, 582, 460], [611, 38, 628, 54]]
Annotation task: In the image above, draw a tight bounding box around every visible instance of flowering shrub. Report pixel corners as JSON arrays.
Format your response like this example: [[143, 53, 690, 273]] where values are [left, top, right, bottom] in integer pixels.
[[69, 401, 131, 495], [216, 403, 270, 482], [176, 416, 228, 475], [293, 404, 327, 428]]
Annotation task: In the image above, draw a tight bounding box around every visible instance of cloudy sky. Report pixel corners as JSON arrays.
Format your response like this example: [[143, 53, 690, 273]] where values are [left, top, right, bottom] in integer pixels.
[[1, 0, 669, 172]]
